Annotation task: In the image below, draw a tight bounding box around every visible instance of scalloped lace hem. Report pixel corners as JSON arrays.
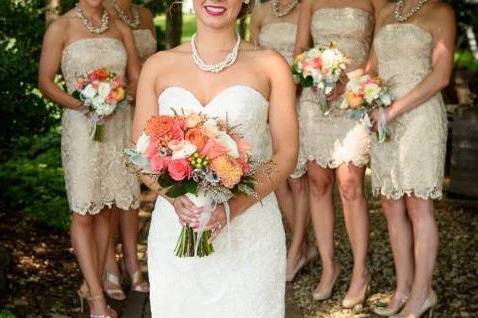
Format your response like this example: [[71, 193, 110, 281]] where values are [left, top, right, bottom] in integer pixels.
[[70, 198, 141, 215], [372, 187, 443, 200], [290, 156, 369, 178]]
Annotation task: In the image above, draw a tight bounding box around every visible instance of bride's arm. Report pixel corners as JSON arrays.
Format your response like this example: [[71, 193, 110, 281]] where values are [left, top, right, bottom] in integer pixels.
[[207, 51, 298, 235], [132, 53, 202, 225]]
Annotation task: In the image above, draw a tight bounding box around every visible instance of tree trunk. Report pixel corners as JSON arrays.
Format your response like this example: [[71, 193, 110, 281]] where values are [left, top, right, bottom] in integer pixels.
[[45, 0, 60, 26], [165, 2, 183, 49]]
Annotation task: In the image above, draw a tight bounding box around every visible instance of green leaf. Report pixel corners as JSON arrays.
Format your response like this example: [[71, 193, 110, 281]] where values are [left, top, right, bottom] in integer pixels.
[[185, 180, 198, 195], [165, 182, 188, 198], [157, 174, 175, 188]]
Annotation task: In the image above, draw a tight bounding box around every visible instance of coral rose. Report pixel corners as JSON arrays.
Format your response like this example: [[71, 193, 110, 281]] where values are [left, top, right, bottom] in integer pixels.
[[168, 159, 192, 181], [185, 128, 207, 152], [145, 116, 175, 141], [210, 155, 243, 188], [169, 122, 185, 141]]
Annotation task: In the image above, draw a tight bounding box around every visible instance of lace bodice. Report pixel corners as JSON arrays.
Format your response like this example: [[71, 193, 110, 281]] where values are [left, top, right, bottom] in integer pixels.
[[311, 7, 373, 70], [61, 38, 127, 94], [374, 23, 433, 98], [158, 85, 273, 162], [258, 22, 297, 65], [132, 29, 156, 62]]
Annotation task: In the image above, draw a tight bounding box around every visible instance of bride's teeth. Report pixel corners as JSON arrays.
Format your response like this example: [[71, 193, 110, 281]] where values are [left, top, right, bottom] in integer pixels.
[[206, 6, 225, 13]]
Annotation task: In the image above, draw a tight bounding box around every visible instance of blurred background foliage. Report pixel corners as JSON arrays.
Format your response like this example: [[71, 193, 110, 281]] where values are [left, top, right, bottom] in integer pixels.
[[0, 0, 476, 231]]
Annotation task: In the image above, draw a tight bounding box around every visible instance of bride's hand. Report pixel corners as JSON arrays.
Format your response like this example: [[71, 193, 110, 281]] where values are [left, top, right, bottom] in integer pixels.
[[203, 204, 228, 241], [171, 196, 202, 227]]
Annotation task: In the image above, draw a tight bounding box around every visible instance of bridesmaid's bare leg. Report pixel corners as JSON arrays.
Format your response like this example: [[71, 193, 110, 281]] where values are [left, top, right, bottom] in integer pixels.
[[103, 210, 123, 293], [94, 207, 114, 278], [288, 176, 312, 273], [308, 162, 338, 294], [381, 197, 414, 310], [71, 212, 112, 315], [275, 182, 295, 233], [400, 196, 438, 315], [119, 208, 144, 282], [336, 164, 369, 299]]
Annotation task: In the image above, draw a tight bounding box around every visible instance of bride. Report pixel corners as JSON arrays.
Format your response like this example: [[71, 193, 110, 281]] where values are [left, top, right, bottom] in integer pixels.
[[132, 0, 298, 316]]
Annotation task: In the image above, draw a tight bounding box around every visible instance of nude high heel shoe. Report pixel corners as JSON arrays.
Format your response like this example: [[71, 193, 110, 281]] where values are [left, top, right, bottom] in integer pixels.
[[391, 290, 437, 318], [312, 265, 341, 301], [373, 294, 408, 316], [341, 275, 370, 309]]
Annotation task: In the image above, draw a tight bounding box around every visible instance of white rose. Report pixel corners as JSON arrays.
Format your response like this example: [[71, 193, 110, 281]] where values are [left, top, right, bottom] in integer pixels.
[[91, 96, 105, 111], [321, 49, 337, 69], [98, 82, 112, 99], [203, 119, 220, 136], [81, 84, 97, 99], [169, 140, 197, 160], [216, 132, 239, 158], [364, 85, 381, 104], [136, 133, 150, 154]]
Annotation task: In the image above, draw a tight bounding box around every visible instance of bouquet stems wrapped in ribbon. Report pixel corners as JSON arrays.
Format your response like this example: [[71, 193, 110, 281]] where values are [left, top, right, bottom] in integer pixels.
[[339, 74, 394, 142], [72, 68, 129, 142], [292, 42, 350, 114], [125, 111, 263, 257]]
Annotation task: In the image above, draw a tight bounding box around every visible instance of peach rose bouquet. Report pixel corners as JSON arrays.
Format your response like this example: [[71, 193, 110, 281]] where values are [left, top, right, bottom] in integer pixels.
[[125, 112, 262, 257], [339, 74, 393, 143], [292, 42, 350, 114], [72, 68, 129, 142]]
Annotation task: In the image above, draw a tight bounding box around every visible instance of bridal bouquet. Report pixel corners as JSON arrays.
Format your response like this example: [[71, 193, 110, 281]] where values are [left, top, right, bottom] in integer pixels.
[[72, 68, 129, 142], [292, 42, 349, 114], [125, 112, 261, 257], [339, 74, 393, 143]]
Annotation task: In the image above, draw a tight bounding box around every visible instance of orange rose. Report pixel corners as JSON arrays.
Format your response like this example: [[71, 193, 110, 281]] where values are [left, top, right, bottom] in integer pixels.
[[210, 155, 243, 188], [146, 116, 175, 141], [346, 92, 364, 109], [185, 128, 207, 152]]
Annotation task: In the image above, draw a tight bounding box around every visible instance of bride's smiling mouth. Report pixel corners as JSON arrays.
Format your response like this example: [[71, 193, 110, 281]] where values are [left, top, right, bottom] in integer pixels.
[[204, 5, 227, 16]]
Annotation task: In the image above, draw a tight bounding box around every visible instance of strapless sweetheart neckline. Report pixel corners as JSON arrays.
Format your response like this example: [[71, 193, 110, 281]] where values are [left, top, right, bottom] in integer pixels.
[[158, 85, 269, 110]]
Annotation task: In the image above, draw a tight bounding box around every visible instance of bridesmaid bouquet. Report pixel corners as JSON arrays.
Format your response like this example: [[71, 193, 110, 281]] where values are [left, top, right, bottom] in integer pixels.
[[292, 42, 349, 114], [72, 68, 129, 142], [125, 112, 262, 257], [339, 74, 393, 142]]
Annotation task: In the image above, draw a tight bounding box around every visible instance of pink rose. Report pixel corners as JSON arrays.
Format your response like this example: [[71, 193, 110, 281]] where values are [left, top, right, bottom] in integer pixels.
[[150, 153, 170, 172], [169, 123, 185, 141], [145, 140, 159, 159], [200, 138, 229, 159], [168, 159, 192, 181]]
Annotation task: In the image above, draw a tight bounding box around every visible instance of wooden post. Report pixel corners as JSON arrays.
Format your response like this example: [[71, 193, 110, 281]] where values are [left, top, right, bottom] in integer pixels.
[[165, 1, 183, 49]]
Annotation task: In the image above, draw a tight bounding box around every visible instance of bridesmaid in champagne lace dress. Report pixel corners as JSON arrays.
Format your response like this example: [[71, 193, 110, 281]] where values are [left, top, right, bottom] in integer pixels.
[[294, 0, 385, 307], [103, 0, 156, 300], [367, 1, 455, 316], [250, 0, 317, 283], [38, 1, 141, 316]]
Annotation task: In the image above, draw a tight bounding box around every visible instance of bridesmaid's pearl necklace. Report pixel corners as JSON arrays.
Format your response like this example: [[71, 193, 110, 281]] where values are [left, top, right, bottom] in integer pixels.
[[76, 4, 109, 35], [191, 33, 241, 73], [272, 0, 299, 17], [114, 1, 140, 29], [394, 0, 430, 23]]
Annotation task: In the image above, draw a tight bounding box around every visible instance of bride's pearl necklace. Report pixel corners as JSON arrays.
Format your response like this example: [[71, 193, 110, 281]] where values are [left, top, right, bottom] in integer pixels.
[[394, 0, 430, 23], [272, 0, 299, 18], [191, 33, 241, 73], [76, 4, 109, 35]]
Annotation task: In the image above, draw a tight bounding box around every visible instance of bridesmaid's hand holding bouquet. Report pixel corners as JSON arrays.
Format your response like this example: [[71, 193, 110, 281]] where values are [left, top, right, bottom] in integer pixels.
[[72, 68, 130, 142], [339, 74, 393, 142], [292, 42, 350, 114]]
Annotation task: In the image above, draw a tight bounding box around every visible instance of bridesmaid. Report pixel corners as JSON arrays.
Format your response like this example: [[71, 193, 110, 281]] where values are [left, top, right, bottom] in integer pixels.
[[102, 0, 156, 300], [250, 0, 317, 282], [38, 0, 141, 316], [367, 0, 455, 316], [293, 0, 386, 307]]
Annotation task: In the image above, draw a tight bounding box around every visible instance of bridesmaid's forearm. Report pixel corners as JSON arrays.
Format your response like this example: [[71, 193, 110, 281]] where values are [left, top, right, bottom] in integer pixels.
[[39, 80, 83, 110]]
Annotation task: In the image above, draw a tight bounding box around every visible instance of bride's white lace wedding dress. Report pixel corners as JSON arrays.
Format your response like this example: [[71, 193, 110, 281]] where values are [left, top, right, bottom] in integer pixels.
[[148, 85, 286, 318]]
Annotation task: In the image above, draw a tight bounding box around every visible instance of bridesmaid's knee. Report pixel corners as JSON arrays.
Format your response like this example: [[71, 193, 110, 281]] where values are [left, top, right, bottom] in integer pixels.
[[308, 172, 334, 197], [338, 177, 364, 201], [71, 213, 95, 228], [289, 177, 306, 194]]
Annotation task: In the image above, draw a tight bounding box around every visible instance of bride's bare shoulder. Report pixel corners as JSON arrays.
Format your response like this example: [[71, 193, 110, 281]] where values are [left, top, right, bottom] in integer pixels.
[[142, 43, 192, 71], [242, 41, 291, 73]]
